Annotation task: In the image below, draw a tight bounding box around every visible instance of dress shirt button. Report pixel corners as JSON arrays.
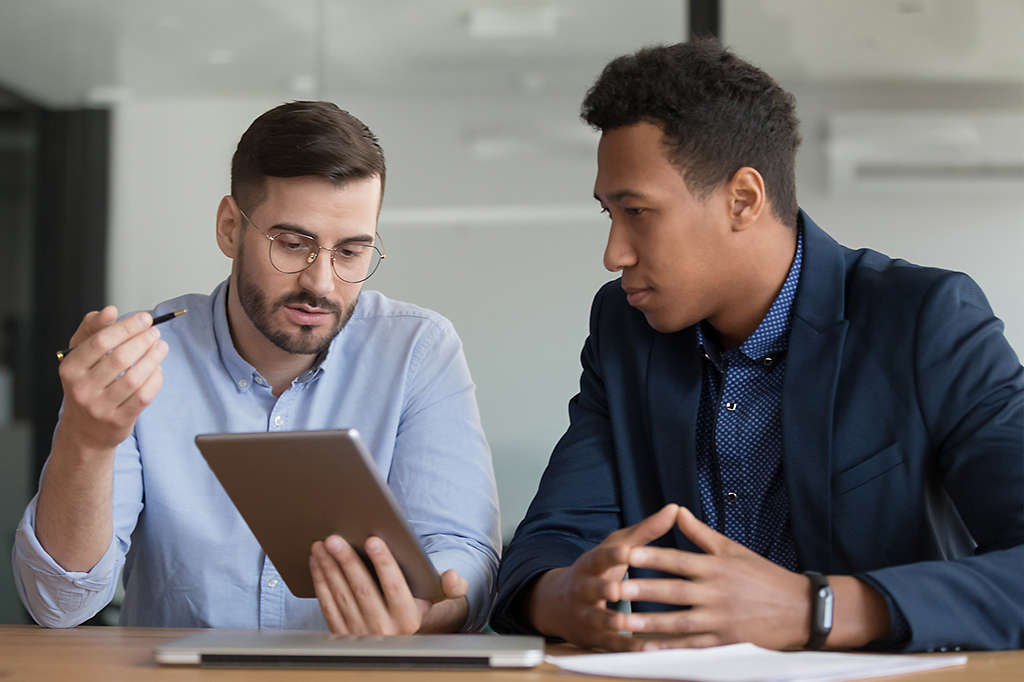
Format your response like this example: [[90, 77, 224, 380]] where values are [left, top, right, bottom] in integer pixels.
[[704, 352, 711, 361], [237, 378, 248, 389], [725, 492, 738, 503], [953, 646, 961, 652], [254, 376, 265, 386], [266, 577, 279, 588], [725, 401, 738, 411], [273, 415, 283, 427], [939, 646, 948, 652], [762, 357, 774, 368]]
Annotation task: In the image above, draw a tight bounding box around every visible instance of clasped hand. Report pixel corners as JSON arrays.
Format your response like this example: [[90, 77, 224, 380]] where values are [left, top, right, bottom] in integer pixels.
[[530, 504, 812, 651], [310, 535, 468, 635]]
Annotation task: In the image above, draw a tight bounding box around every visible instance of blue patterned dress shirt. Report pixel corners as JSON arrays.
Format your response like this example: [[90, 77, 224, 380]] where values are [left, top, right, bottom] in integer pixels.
[[694, 231, 803, 570]]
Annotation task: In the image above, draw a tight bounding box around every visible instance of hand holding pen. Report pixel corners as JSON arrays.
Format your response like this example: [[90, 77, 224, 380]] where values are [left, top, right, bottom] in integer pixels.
[[54, 306, 184, 453]]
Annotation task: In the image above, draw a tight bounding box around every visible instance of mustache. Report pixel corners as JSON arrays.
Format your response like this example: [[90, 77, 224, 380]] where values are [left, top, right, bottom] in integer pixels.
[[273, 292, 342, 315]]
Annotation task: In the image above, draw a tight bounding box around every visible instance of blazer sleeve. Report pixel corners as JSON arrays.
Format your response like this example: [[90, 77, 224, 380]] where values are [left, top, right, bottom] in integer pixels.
[[862, 272, 1024, 651], [490, 285, 624, 634]]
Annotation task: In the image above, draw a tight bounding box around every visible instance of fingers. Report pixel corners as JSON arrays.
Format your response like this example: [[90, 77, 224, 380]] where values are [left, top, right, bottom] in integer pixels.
[[640, 633, 723, 650], [625, 606, 717, 636], [676, 506, 735, 556], [579, 504, 680, 577], [310, 545, 350, 635], [311, 540, 369, 634], [364, 537, 420, 633], [620, 577, 706, 606], [615, 503, 680, 547], [67, 306, 118, 350], [628, 545, 711, 580]]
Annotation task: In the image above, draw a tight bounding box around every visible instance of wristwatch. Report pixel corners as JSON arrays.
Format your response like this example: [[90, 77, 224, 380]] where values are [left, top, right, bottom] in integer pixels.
[[804, 571, 834, 649]]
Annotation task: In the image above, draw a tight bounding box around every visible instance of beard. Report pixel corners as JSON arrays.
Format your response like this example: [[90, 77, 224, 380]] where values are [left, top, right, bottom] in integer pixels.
[[235, 241, 356, 355]]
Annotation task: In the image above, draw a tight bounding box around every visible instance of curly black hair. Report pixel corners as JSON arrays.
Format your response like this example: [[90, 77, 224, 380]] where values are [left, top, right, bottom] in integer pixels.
[[581, 38, 800, 227]]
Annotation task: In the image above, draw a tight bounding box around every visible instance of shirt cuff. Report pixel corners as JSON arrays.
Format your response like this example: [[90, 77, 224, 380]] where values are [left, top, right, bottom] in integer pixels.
[[427, 547, 496, 633], [12, 496, 121, 627]]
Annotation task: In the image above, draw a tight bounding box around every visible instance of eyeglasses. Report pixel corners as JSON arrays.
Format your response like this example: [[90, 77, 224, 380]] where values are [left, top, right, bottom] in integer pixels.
[[238, 207, 386, 284]]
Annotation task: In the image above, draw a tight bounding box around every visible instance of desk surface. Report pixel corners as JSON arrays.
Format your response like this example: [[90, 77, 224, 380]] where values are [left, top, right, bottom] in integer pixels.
[[1, 625, 1022, 682]]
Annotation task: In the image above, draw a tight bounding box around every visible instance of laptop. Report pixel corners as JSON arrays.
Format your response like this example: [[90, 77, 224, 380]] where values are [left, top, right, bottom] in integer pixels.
[[154, 630, 545, 669]]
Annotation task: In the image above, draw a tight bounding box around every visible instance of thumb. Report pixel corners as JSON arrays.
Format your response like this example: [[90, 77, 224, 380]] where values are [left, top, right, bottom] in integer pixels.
[[440, 569, 468, 600]]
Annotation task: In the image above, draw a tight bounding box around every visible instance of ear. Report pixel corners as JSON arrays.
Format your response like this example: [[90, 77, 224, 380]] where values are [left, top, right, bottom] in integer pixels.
[[215, 195, 243, 258], [725, 166, 766, 232]]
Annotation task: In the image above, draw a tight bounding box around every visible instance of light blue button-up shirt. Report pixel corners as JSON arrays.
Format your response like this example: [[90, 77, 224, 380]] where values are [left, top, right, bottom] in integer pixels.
[[13, 280, 501, 631]]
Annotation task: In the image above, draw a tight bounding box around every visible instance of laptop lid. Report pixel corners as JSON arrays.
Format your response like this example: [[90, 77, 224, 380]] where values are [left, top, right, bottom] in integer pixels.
[[154, 630, 545, 669]]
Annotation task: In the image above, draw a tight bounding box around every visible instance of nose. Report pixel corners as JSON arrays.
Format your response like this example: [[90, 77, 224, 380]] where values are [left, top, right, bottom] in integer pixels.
[[603, 220, 637, 273], [296, 248, 336, 298]]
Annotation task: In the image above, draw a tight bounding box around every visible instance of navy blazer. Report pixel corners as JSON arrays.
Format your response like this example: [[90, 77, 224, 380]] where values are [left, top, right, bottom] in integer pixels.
[[492, 212, 1024, 651]]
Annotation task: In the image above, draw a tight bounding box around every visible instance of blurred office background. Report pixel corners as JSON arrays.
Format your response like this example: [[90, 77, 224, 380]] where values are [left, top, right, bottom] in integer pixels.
[[0, 0, 1021, 624]]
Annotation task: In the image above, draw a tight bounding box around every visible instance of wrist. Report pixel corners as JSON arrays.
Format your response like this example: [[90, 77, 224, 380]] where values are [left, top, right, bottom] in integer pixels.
[[527, 567, 567, 637]]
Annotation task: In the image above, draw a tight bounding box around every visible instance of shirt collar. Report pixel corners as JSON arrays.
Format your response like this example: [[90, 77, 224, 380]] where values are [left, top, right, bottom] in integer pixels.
[[696, 227, 804, 363]]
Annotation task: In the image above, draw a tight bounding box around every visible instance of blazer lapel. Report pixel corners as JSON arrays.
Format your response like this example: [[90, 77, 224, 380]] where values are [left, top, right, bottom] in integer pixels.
[[783, 212, 849, 571], [646, 327, 703, 550]]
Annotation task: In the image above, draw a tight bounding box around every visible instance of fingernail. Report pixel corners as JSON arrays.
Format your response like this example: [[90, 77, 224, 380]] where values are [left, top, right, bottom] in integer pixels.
[[621, 583, 637, 599], [326, 536, 344, 552], [631, 549, 647, 563], [366, 538, 383, 554]]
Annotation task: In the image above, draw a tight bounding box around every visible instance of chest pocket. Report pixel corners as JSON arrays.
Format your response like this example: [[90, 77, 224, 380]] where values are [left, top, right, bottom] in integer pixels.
[[832, 442, 905, 512]]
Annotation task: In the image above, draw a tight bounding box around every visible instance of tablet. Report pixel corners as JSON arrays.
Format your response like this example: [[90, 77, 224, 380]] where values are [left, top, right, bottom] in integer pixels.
[[195, 429, 443, 601]]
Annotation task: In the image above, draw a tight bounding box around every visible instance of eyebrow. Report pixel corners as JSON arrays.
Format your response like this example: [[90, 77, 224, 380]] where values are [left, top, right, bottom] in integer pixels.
[[593, 190, 651, 203], [269, 222, 376, 246]]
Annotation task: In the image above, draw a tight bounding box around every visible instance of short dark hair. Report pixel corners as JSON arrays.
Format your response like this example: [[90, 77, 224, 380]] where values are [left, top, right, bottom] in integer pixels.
[[231, 101, 386, 212], [581, 38, 800, 226]]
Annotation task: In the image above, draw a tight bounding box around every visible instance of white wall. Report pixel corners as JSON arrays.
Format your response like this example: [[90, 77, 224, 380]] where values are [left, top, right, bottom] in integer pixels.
[[109, 92, 1024, 541]]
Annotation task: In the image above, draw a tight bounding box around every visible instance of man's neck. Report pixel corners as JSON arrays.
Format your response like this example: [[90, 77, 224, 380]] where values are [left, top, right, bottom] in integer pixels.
[[707, 219, 799, 350]]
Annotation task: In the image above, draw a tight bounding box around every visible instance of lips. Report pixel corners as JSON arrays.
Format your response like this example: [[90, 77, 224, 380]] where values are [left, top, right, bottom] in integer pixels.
[[283, 304, 334, 327], [623, 285, 652, 307]]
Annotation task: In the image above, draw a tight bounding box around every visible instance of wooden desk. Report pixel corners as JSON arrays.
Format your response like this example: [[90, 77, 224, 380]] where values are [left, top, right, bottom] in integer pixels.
[[1, 625, 1022, 681]]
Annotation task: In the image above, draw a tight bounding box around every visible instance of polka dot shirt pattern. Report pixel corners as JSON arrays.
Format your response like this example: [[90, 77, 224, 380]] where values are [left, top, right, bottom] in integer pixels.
[[694, 230, 804, 571]]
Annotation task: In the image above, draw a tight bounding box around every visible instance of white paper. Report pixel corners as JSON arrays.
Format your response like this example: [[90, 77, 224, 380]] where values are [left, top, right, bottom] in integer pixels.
[[546, 643, 967, 682]]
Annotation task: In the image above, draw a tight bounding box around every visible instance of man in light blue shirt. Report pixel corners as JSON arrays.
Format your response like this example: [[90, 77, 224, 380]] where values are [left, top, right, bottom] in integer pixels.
[[12, 101, 500, 634]]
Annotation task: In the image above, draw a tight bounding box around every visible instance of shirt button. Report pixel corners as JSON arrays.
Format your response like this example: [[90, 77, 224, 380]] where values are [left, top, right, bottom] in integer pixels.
[[266, 577, 279, 588], [237, 378, 248, 389], [254, 376, 265, 386], [273, 415, 283, 427], [725, 401, 738, 411], [763, 357, 774, 368], [939, 646, 948, 652], [726, 492, 738, 503]]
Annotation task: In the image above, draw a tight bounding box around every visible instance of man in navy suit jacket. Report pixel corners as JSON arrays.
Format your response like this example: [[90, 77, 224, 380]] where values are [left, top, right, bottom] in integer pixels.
[[491, 39, 1024, 652]]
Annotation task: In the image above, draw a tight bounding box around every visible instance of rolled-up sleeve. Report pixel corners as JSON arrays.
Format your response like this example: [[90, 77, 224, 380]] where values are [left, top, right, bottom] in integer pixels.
[[11, 431, 144, 628]]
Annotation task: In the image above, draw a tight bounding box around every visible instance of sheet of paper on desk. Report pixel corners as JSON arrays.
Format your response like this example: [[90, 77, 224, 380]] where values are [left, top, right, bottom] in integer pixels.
[[546, 643, 967, 682]]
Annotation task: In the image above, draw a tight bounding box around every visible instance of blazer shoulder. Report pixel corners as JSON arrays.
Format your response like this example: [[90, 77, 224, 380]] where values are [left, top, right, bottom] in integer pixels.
[[843, 248, 989, 321]]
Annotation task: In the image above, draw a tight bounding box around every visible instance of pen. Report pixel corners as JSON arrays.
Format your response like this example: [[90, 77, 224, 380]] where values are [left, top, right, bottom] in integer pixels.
[[55, 309, 188, 361]]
